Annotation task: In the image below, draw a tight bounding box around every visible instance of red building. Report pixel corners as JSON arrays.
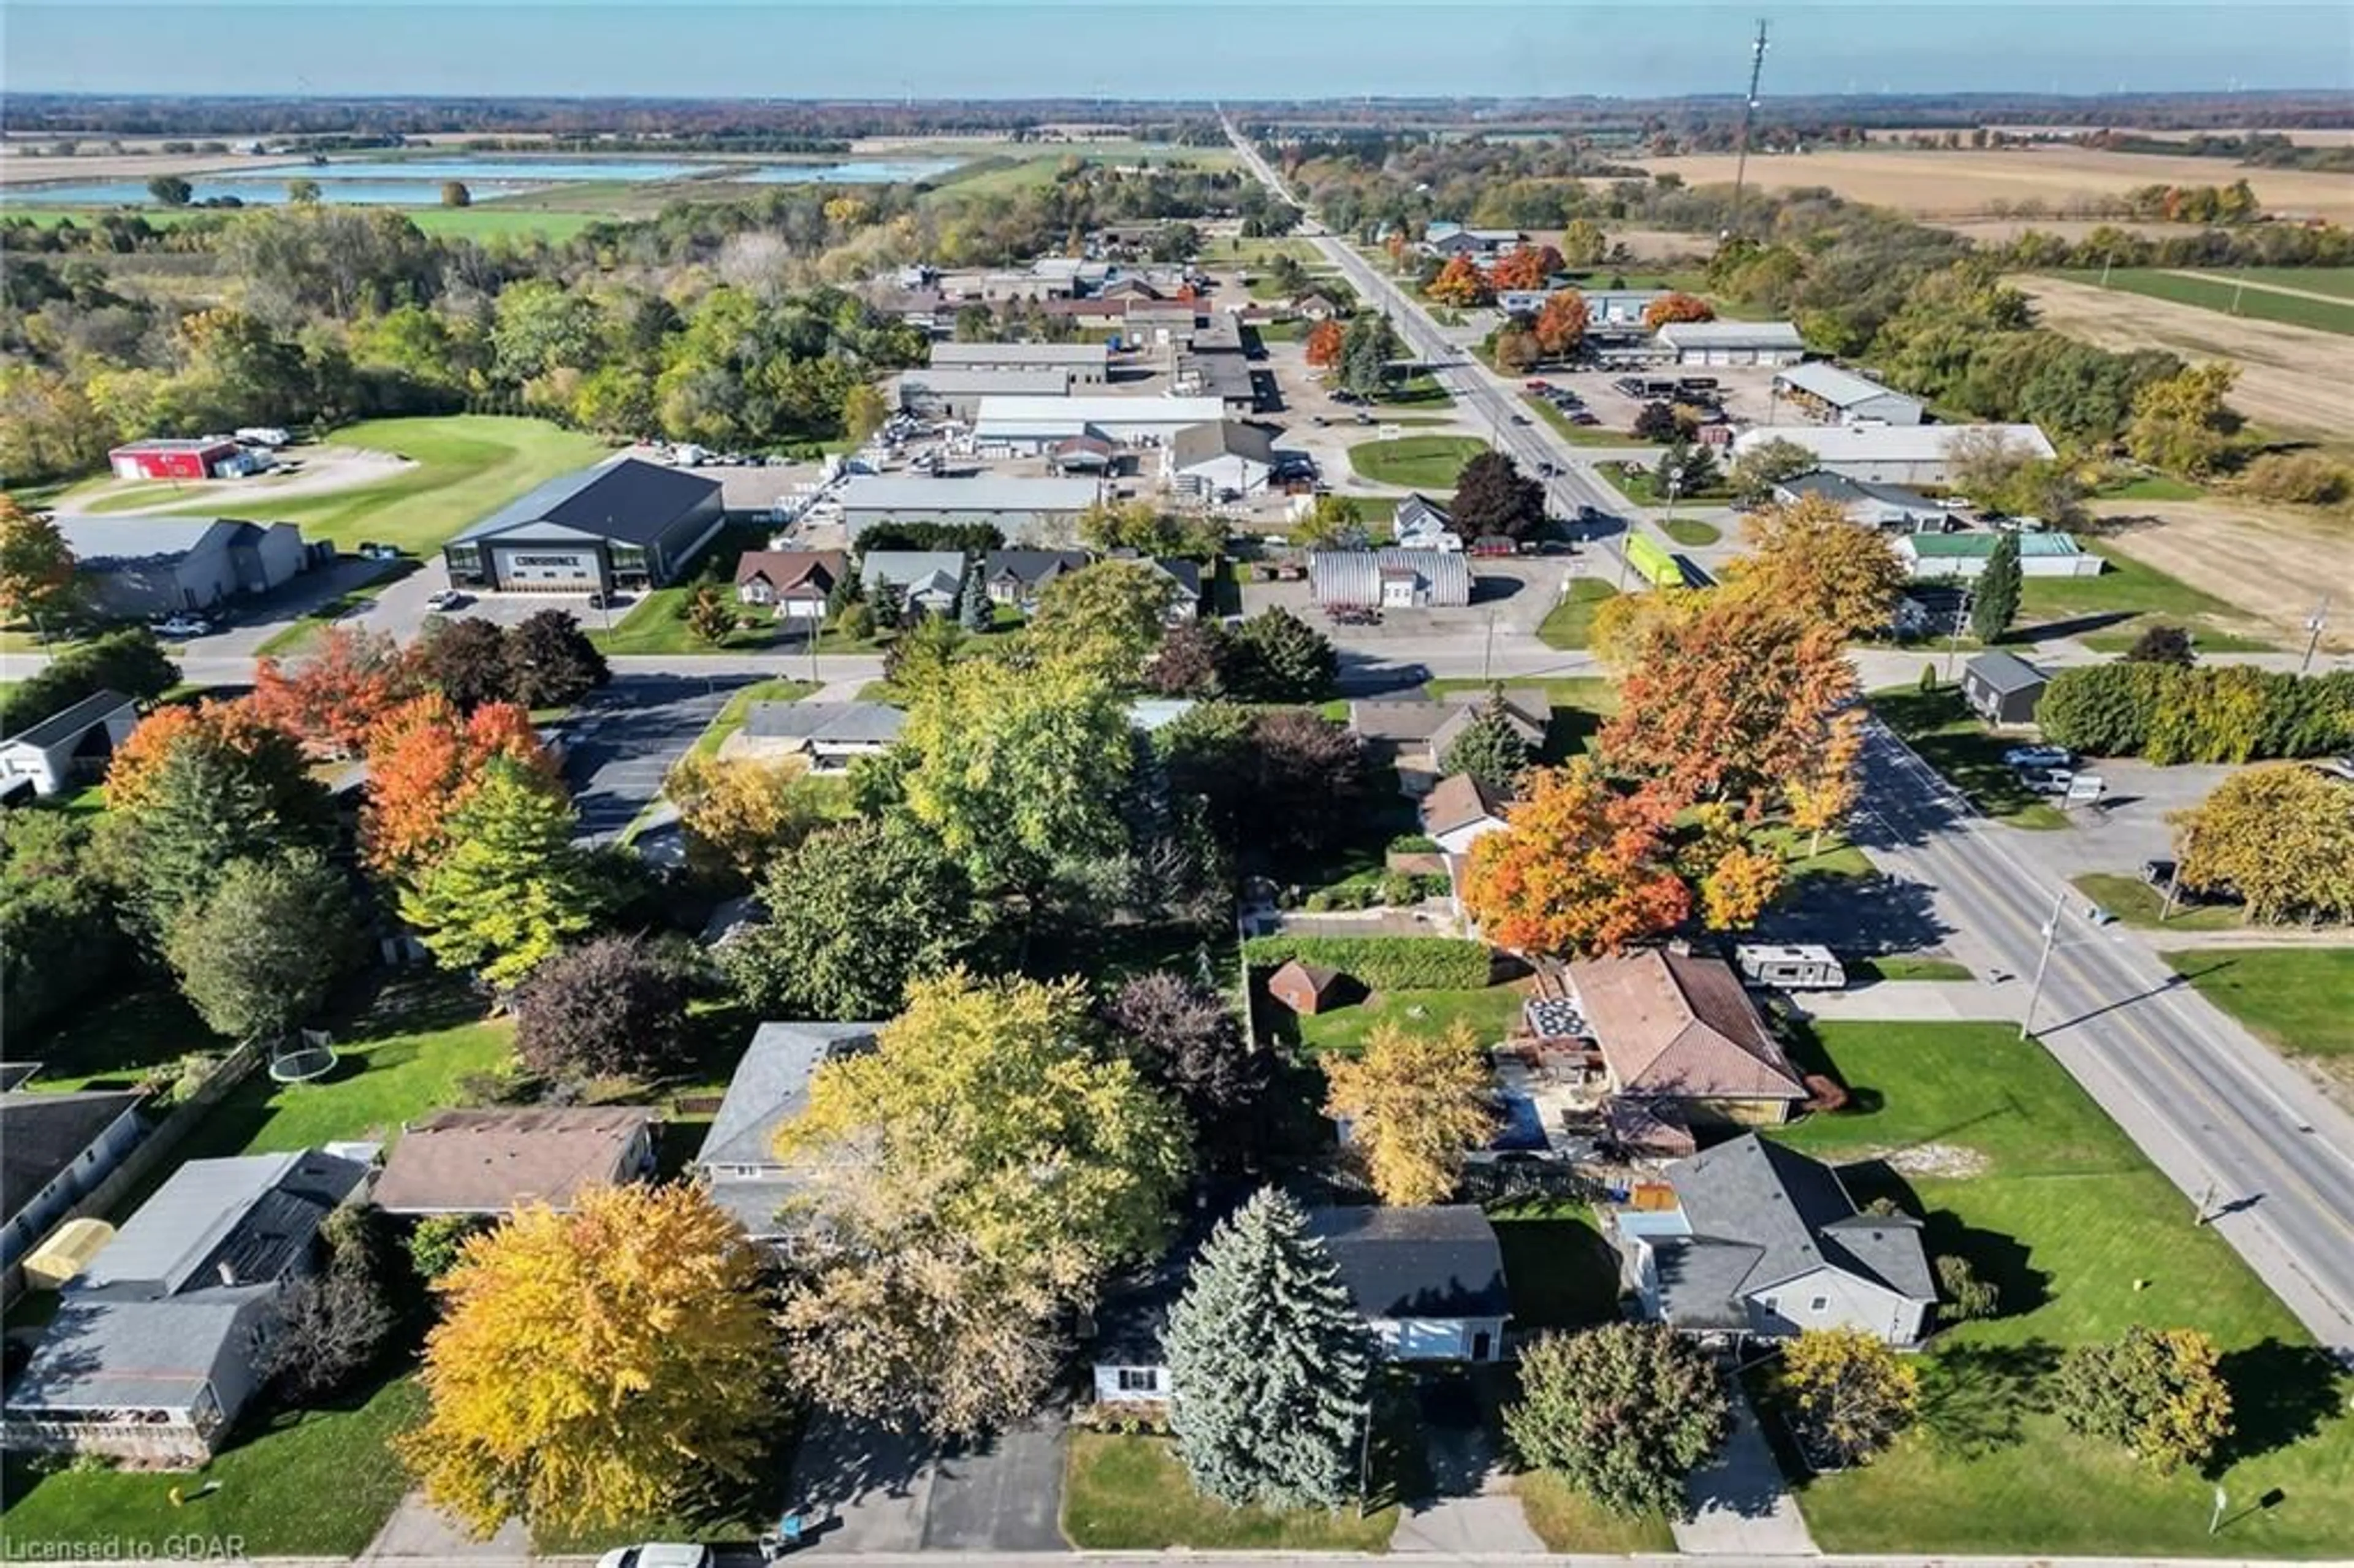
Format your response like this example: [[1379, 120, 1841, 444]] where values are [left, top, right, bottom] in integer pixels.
[[108, 438, 251, 482]]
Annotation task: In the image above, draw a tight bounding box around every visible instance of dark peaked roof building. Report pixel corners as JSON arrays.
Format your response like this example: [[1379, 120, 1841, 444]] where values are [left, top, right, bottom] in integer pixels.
[[443, 457, 725, 593]]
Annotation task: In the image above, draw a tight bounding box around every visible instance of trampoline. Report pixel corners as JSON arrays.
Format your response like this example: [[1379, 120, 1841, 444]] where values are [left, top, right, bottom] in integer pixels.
[[268, 1030, 338, 1084]]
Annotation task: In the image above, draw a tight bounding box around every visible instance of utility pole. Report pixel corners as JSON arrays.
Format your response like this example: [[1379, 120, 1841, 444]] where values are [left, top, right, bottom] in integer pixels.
[[2020, 885, 2067, 1041], [2161, 825, 2192, 923], [2300, 595, 2330, 675], [1726, 18, 1771, 242]]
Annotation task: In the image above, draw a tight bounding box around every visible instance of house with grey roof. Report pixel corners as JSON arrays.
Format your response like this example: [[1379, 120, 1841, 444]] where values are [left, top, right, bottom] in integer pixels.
[[441, 457, 724, 594], [1309, 549, 1472, 611], [52, 514, 310, 618], [695, 1022, 881, 1241], [1771, 470, 1946, 533], [1392, 493, 1462, 552], [2, 1150, 371, 1463], [0, 688, 137, 801], [2, 1072, 146, 1269], [1612, 1134, 1935, 1347], [858, 549, 969, 614], [741, 701, 906, 770], [983, 548, 1091, 608]]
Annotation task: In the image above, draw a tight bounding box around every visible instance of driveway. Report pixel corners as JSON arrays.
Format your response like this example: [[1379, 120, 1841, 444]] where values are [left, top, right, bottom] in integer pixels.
[[1672, 1383, 1815, 1556], [169, 555, 398, 660], [785, 1411, 1068, 1553], [558, 674, 749, 844], [1992, 758, 2239, 880], [1392, 1380, 1544, 1556]]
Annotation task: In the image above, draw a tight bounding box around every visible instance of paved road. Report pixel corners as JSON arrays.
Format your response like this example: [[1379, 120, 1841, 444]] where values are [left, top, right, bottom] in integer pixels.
[[560, 674, 753, 844], [1854, 721, 2354, 1352]]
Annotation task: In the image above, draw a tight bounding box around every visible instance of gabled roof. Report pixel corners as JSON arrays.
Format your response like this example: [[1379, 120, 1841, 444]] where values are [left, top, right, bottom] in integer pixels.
[[1964, 650, 2051, 695], [9, 1292, 275, 1414], [451, 457, 718, 547], [742, 701, 906, 745], [1569, 948, 1806, 1103], [1655, 320, 1806, 351], [51, 515, 260, 566], [984, 548, 1091, 587], [1306, 1205, 1511, 1320], [370, 1108, 652, 1215], [698, 1022, 880, 1169], [1773, 470, 1938, 514], [1, 1087, 143, 1220], [1, 688, 135, 750], [1166, 421, 1278, 472], [1772, 360, 1916, 409], [82, 1151, 368, 1298], [734, 549, 845, 594], [1268, 959, 1341, 998], [1393, 493, 1453, 538], [859, 550, 969, 599], [1420, 773, 1507, 838], [1428, 690, 1548, 756]]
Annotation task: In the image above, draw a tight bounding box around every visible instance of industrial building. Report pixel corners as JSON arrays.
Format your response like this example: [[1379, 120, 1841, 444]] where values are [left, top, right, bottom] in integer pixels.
[[1770, 362, 1925, 426], [1770, 471, 1948, 533], [1160, 421, 1278, 498], [53, 514, 310, 617], [1653, 320, 1808, 367], [972, 395, 1227, 454], [836, 473, 1105, 545], [1309, 549, 1473, 609], [895, 367, 1071, 420], [1732, 423, 2058, 487], [1898, 531, 2103, 580], [928, 341, 1109, 386], [441, 457, 725, 594]]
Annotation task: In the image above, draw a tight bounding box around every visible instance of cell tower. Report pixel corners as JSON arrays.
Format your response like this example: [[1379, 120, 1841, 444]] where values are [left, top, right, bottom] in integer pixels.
[[1726, 18, 1771, 240]]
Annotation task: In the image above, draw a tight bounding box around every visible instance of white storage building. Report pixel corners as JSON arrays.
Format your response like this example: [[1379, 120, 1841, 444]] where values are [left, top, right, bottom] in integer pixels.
[[836, 474, 1105, 546], [895, 367, 1071, 420], [929, 341, 1109, 386], [972, 395, 1227, 454], [1732, 423, 2057, 487], [1771, 362, 1924, 426], [1654, 320, 1807, 367]]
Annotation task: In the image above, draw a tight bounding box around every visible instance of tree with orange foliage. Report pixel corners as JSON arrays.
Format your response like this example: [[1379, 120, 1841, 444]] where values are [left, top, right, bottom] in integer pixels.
[[249, 627, 422, 760], [361, 694, 560, 878], [1532, 290, 1591, 357], [1701, 844, 1785, 931], [105, 699, 308, 815], [1425, 255, 1495, 309], [1727, 493, 1908, 639], [1641, 291, 1716, 330], [1599, 596, 1858, 813], [1382, 230, 1411, 270], [1489, 243, 1563, 293], [1304, 318, 1345, 371], [1460, 759, 1689, 958]]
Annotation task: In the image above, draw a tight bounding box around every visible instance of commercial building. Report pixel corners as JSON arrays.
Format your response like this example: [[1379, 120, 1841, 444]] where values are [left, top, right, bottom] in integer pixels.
[[1771, 471, 1947, 533], [972, 395, 1227, 454], [1732, 422, 2057, 487], [1770, 362, 1925, 425], [1309, 549, 1473, 610], [1653, 320, 1807, 367], [928, 341, 1110, 386], [1160, 421, 1278, 498], [443, 457, 725, 594], [1898, 530, 2102, 580], [836, 473, 1103, 546], [106, 438, 256, 482], [53, 514, 309, 618], [894, 367, 1072, 420]]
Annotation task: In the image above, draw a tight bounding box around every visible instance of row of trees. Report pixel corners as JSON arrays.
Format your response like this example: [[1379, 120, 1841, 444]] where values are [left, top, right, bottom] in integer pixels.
[[2035, 663, 2353, 766]]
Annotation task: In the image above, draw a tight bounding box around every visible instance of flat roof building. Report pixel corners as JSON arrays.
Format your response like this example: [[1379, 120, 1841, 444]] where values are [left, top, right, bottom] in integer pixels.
[[1900, 530, 2101, 580], [896, 367, 1072, 419], [973, 395, 1227, 454], [1732, 422, 2057, 487], [929, 341, 1109, 386]]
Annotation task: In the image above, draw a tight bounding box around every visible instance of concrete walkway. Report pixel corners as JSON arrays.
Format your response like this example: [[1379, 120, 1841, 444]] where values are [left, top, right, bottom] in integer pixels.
[[1671, 1386, 1816, 1558], [361, 1492, 529, 1559], [1794, 978, 2024, 1024]]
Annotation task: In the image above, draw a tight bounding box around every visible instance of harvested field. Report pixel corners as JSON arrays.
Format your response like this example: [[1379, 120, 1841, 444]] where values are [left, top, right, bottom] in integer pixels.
[[1632, 147, 2354, 224], [2048, 268, 2354, 335], [2087, 498, 2354, 652], [2019, 273, 2354, 442]]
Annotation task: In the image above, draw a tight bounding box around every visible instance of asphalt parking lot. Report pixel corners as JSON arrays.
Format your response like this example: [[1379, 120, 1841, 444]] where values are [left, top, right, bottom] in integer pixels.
[[2009, 758, 2240, 878], [560, 674, 750, 843]]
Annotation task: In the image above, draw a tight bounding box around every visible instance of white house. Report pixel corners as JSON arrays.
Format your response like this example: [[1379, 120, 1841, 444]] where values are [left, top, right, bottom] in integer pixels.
[[1392, 493, 1463, 552], [0, 690, 139, 801], [1419, 772, 1510, 856], [1771, 362, 1924, 425], [972, 395, 1227, 454], [1612, 1135, 1935, 1347], [694, 1022, 880, 1242], [1732, 422, 2057, 487]]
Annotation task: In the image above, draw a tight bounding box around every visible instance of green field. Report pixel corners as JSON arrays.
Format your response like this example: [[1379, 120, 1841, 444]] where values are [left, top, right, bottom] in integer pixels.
[[59, 415, 608, 558], [1348, 434, 1487, 490], [399, 206, 606, 241], [1770, 1021, 2354, 1557], [1537, 577, 1618, 650], [2164, 948, 2354, 1072], [2054, 268, 2354, 335], [2017, 542, 2278, 653]]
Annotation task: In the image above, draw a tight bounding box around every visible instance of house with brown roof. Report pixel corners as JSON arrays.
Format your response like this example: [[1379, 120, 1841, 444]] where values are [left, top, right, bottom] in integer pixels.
[[370, 1108, 657, 1217], [1266, 959, 1346, 1016], [1419, 773, 1510, 856], [1567, 948, 1807, 1127], [735, 550, 847, 623]]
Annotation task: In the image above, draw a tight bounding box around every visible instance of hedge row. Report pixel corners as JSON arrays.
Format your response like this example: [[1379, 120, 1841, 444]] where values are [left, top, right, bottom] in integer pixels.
[[2036, 664, 2353, 764], [1242, 935, 1493, 991]]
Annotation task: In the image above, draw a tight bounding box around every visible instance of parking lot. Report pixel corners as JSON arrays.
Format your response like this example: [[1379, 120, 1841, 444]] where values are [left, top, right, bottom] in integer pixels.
[[2005, 757, 2241, 879]]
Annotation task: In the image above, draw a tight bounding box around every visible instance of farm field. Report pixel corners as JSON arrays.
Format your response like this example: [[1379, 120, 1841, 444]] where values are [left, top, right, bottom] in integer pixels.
[[2084, 499, 2354, 653], [2049, 268, 2354, 335], [2015, 540, 2282, 653], [1632, 146, 2354, 224], [2019, 274, 2354, 444]]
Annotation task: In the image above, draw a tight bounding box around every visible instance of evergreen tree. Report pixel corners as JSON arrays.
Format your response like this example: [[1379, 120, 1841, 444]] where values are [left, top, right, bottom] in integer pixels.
[[1971, 533, 2022, 644], [1438, 688, 1533, 791], [870, 579, 906, 633], [1164, 1187, 1374, 1510], [958, 562, 991, 632]]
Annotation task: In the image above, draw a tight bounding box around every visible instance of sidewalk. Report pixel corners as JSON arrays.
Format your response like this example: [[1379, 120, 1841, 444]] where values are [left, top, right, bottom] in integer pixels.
[[1793, 979, 2023, 1024]]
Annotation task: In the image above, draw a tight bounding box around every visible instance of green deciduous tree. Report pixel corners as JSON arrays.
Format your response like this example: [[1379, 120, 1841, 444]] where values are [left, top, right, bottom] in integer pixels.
[[1778, 1326, 1921, 1467], [1222, 607, 1337, 703], [147, 175, 192, 207], [1028, 560, 1176, 685], [1, 811, 124, 1037], [1970, 533, 2022, 645], [1505, 1324, 1730, 1517], [1164, 1188, 1375, 1509], [398, 759, 604, 988], [1726, 436, 1819, 506], [164, 851, 362, 1041], [2055, 1325, 2234, 1473]]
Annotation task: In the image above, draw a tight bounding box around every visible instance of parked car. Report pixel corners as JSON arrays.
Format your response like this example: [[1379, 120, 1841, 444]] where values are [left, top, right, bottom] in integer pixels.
[[596, 1547, 711, 1568], [2021, 768, 2075, 796], [353, 541, 401, 561], [2004, 745, 2072, 770], [153, 614, 215, 639], [425, 588, 466, 611], [2141, 858, 2177, 886], [1525, 378, 1550, 391], [1571, 411, 1601, 425]]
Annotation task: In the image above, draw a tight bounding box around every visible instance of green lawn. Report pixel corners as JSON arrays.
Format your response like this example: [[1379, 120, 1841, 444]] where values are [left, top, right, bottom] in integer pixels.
[[399, 206, 606, 241], [1514, 1469, 1681, 1553], [1843, 953, 1974, 983], [2164, 948, 2354, 1071], [1871, 685, 2072, 829], [1373, 372, 1454, 409], [1594, 463, 1734, 511], [13, 988, 229, 1092], [2097, 472, 2207, 502], [2072, 872, 2244, 932], [1293, 985, 1527, 1054], [2053, 268, 2354, 336], [0, 1372, 423, 1556], [1064, 1431, 1398, 1550], [1767, 1021, 2354, 1558], [58, 416, 608, 558], [2017, 542, 2279, 653], [1348, 434, 1488, 490], [691, 677, 820, 758], [1536, 578, 1617, 650], [1771, 829, 1878, 883]]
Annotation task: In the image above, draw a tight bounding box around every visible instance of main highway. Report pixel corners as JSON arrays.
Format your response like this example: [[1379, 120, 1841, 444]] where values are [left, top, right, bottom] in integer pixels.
[[1220, 116, 2354, 1352]]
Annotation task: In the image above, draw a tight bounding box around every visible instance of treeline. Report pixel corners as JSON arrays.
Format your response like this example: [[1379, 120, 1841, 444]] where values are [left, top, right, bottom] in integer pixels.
[[2037, 664, 2354, 764], [2078, 129, 2354, 173], [455, 135, 853, 155], [1992, 220, 2354, 272], [1282, 135, 1650, 235]]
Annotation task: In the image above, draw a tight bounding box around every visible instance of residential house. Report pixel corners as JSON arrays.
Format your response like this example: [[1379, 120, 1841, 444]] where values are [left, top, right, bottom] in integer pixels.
[[983, 547, 1092, 609], [741, 701, 907, 770], [1653, 320, 1808, 367], [1392, 493, 1463, 552], [695, 1022, 881, 1241], [1568, 947, 1808, 1127], [1349, 687, 1545, 791], [1290, 291, 1347, 321], [2, 1073, 145, 1271], [1771, 471, 1947, 534], [1961, 650, 2051, 726], [0, 689, 139, 802], [53, 515, 310, 618], [2, 1150, 371, 1463], [1612, 1133, 1935, 1347], [1419, 772, 1510, 855], [733, 550, 847, 621], [858, 550, 969, 614], [1899, 531, 2103, 580], [442, 457, 725, 593], [369, 1108, 656, 1217], [838, 474, 1104, 547], [1309, 549, 1472, 610], [927, 341, 1110, 386], [1161, 421, 1277, 498], [1732, 422, 2057, 487], [1266, 959, 1346, 1016], [1771, 362, 1925, 425], [1151, 557, 1203, 622]]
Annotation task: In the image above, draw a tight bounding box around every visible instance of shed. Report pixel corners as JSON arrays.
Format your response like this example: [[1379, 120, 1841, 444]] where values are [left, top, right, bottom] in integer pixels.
[[1267, 959, 1344, 1016], [1309, 549, 1472, 610], [0, 688, 138, 800], [1771, 362, 1924, 426], [1961, 650, 2050, 726]]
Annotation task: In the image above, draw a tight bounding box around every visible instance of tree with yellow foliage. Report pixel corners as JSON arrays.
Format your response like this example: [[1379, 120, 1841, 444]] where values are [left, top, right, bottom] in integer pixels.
[[1785, 709, 1865, 858], [1700, 843, 1785, 931], [400, 1184, 780, 1538], [1778, 1327, 1920, 1468], [664, 752, 839, 887], [1726, 493, 1909, 638], [1321, 1021, 1498, 1206]]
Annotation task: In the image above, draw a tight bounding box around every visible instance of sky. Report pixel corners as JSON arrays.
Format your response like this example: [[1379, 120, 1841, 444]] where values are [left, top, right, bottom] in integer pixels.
[[4, 1, 2349, 100]]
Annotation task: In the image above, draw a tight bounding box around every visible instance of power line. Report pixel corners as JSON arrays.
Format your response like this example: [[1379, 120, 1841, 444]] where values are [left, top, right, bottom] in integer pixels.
[[1726, 17, 1770, 242]]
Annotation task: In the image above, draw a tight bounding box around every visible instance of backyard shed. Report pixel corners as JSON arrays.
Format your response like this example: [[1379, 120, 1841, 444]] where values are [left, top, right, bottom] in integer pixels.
[[1267, 960, 1344, 1016]]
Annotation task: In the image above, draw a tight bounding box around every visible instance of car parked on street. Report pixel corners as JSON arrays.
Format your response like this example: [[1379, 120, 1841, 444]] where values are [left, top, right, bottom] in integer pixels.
[[2005, 745, 2073, 770], [152, 614, 215, 639]]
